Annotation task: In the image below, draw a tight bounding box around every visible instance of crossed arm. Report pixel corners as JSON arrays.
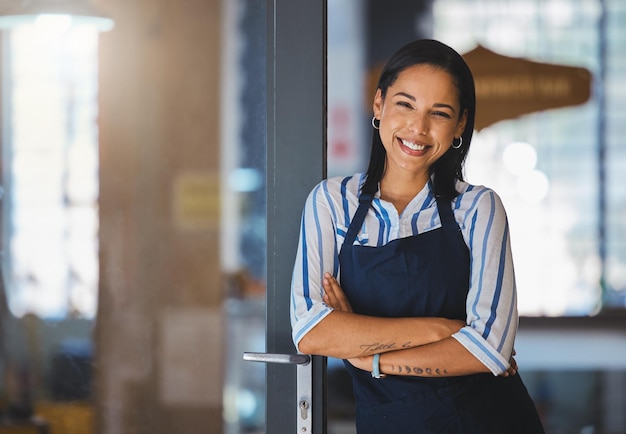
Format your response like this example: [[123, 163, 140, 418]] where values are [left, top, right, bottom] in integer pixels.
[[296, 273, 517, 378]]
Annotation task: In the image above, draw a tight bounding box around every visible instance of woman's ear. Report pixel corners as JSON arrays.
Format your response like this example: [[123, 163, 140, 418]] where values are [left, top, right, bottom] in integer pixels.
[[372, 88, 383, 119]]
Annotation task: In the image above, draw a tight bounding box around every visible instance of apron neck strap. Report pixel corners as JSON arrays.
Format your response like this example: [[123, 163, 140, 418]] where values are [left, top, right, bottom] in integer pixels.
[[435, 196, 456, 227], [343, 193, 373, 247]]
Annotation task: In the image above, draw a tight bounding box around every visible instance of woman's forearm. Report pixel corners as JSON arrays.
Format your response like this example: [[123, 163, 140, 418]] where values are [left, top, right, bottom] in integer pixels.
[[297, 311, 464, 359], [356, 337, 496, 377]]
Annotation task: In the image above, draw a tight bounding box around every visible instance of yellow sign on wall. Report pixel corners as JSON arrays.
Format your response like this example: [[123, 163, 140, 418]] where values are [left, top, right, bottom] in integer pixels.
[[172, 171, 220, 231]]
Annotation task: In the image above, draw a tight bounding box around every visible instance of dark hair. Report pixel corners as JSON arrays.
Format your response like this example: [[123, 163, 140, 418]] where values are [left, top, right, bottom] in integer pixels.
[[361, 39, 476, 200]]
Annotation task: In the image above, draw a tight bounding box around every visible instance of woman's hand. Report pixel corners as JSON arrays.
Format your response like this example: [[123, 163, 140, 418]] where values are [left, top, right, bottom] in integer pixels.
[[322, 272, 353, 313], [347, 355, 372, 372]]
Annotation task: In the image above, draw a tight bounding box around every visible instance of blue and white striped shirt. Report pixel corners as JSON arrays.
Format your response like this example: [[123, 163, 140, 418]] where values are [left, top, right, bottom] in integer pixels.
[[290, 173, 518, 376]]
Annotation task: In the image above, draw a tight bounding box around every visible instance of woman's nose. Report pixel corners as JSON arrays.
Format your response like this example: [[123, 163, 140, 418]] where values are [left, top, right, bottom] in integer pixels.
[[408, 114, 428, 135]]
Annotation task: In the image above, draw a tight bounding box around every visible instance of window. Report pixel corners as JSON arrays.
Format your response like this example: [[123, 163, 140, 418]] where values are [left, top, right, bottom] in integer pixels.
[[434, 0, 626, 315], [1, 20, 100, 319]]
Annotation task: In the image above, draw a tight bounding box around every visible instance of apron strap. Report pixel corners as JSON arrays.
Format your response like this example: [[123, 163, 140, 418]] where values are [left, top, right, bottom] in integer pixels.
[[435, 195, 457, 228], [342, 193, 373, 248]]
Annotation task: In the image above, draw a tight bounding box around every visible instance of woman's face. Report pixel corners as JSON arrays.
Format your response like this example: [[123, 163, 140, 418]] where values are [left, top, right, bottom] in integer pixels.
[[373, 64, 467, 179]]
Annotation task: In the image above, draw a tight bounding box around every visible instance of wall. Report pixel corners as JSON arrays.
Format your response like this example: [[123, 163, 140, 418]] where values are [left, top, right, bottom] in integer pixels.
[[95, 0, 223, 433]]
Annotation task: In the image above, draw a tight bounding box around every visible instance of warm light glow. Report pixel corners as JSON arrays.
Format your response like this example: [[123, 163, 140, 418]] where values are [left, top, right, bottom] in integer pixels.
[[0, 1, 115, 32], [5, 24, 99, 319], [34, 13, 73, 36]]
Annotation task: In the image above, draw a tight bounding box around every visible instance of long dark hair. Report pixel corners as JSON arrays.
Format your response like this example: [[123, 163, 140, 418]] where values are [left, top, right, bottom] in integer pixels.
[[361, 39, 476, 200]]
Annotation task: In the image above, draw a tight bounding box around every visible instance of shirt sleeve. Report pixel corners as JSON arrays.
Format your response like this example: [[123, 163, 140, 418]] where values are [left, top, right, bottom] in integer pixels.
[[290, 182, 339, 351], [452, 189, 518, 376]]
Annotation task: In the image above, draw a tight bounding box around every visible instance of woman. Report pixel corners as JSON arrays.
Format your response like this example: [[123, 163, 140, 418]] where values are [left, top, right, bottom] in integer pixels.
[[290, 39, 544, 433]]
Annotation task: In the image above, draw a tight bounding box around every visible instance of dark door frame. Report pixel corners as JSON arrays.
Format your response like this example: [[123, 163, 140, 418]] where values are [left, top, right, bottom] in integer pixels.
[[265, 0, 327, 433]]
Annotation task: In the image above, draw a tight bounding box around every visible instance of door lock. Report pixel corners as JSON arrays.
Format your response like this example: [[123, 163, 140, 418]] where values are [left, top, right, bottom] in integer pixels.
[[244, 352, 313, 432], [299, 399, 310, 420]]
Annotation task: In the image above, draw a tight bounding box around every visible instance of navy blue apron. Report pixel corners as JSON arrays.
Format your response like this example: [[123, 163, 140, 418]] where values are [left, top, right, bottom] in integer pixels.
[[339, 192, 544, 434]]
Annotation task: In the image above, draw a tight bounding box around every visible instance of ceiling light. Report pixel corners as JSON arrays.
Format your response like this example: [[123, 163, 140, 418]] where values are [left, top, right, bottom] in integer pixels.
[[0, 0, 114, 32]]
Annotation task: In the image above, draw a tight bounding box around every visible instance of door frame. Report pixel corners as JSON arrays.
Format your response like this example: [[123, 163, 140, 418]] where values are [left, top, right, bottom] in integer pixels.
[[265, 0, 327, 432]]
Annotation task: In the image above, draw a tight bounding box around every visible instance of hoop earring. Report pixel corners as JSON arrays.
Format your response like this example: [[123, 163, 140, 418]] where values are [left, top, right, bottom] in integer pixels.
[[371, 116, 380, 130], [452, 136, 463, 149]]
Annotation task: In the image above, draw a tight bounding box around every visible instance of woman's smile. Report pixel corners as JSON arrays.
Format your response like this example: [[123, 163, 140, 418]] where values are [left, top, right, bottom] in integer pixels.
[[399, 137, 428, 153]]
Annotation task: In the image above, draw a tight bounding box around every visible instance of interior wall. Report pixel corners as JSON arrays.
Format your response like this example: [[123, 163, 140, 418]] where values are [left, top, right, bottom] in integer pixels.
[[95, 0, 223, 433]]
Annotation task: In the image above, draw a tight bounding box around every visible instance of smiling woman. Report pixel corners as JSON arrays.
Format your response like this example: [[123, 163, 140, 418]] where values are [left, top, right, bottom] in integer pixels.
[[291, 39, 545, 433]]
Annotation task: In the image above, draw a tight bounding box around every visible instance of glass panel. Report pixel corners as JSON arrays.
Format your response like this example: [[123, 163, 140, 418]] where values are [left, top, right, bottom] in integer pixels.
[[221, 0, 267, 433], [327, 0, 367, 178], [0, 1, 270, 433]]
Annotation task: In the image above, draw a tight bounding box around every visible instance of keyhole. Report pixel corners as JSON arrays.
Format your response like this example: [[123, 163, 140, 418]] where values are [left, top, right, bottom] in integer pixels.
[[299, 400, 310, 420]]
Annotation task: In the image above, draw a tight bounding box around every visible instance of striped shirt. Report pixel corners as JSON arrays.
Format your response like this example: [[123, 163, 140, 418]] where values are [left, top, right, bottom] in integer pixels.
[[290, 173, 518, 376]]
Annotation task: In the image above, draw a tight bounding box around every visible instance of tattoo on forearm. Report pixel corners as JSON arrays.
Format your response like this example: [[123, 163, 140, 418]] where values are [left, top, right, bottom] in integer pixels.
[[393, 364, 448, 376], [360, 342, 397, 354], [360, 340, 414, 354]]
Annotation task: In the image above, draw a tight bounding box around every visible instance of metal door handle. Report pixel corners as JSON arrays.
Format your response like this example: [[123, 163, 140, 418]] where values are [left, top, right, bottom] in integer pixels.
[[243, 351, 313, 432], [243, 352, 310, 365]]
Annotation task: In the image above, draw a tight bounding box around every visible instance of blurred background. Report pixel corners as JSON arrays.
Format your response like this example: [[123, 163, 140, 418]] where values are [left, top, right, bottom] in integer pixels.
[[0, 0, 625, 433]]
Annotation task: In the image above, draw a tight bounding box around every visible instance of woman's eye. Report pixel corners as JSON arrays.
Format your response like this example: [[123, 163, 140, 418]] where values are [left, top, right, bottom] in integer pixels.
[[432, 111, 451, 118], [396, 101, 413, 109]]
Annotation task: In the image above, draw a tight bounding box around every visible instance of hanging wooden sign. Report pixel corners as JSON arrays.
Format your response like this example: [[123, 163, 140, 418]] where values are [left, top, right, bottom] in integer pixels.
[[463, 45, 592, 130]]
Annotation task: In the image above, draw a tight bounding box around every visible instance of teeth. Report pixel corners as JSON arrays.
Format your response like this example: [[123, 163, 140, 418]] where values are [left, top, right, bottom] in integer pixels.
[[401, 139, 426, 151]]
